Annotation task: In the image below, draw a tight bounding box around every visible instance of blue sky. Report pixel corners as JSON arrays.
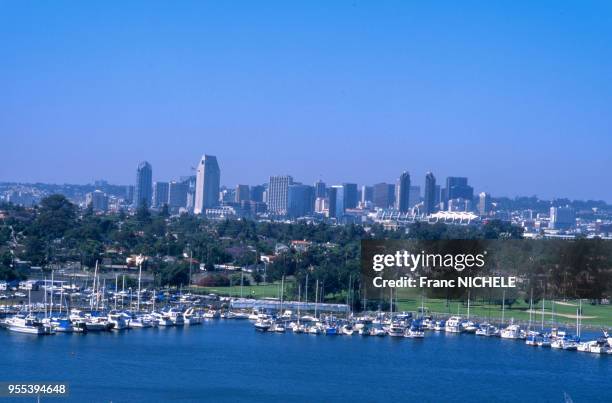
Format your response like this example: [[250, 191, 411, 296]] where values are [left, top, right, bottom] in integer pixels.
[[1, 1, 611, 201]]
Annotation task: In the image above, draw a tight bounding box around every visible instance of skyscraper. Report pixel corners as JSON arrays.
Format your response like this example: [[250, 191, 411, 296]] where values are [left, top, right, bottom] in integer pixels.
[[249, 185, 265, 203], [235, 185, 250, 203], [372, 183, 395, 209], [424, 172, 437, 215], [152, 181, 169, 208], [125, 185, 134, 204], [267, 175, 293, 215], [360, 185, 373, 204], [194, 155, 220, 214], [168, 180, 188, 211], [395, 172, 411, 213], [314, 180, 327, 199], [445, 177, 474, 204], [288, 184, 314, 217], [478, 192, 492, 217], [86, 190, 108, 212], [342, 183, 358, 210], [327, 187, 337, 218], [134, 161, 152, 208]]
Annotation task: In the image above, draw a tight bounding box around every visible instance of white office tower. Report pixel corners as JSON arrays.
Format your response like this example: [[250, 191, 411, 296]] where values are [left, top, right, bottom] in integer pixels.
[[194, 155, 220, 215]]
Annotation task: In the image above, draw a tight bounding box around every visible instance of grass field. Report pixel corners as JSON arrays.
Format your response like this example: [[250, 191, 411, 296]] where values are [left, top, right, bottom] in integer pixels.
[[189, 283, 612, 328], [190, 284, 283, 299]]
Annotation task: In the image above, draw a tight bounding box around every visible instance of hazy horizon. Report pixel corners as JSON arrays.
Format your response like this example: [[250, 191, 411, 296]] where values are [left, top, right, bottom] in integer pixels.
[[2, 2, 611, 201]]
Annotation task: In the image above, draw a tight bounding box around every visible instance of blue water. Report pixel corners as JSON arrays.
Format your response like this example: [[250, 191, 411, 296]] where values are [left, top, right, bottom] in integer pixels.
[[0, 321, 609, 403]]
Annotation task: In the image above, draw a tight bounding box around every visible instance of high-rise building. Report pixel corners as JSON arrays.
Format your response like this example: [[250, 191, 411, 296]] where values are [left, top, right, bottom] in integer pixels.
[[86, 190, 108, 212], [287, 184, 314, 218], [395, 172, 411, 213], [372, 183, 395, 209], [235, 185, 250, 203], [152, 181, 169, 208], [267, 175, 293, 215], [134, 161, 152, 208], [361, 185, 373, 204], [250, 185, 265, 203], [478, 192, 492, 216], [445, 177, 474, 205], [550, 206, 576, 230], [424, 172, 437, 215], [125, 185, 134, 204], [194, 155, 220, 214], [342, 183, 358, 210], [314, 180, 327, 199], [331, 183, 358, 217], [314, 197, 328, 214], [327, 187, 337, 218], [168, 181, 188, 210]]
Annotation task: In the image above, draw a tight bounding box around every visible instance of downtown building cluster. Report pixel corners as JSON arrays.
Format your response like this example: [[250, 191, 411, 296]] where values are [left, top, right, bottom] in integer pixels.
[[95, 155, 592, 239], [2, 154, 609, 239]]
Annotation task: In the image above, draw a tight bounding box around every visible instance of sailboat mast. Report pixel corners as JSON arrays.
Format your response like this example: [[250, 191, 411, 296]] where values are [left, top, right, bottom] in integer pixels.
[[137, 261, 142, 312], [314, 279, 319, 318], [50, 270, 54, 317]]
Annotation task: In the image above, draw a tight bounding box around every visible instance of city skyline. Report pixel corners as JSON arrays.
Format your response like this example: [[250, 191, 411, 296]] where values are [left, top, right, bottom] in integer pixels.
[[2, 2, 612, 201]]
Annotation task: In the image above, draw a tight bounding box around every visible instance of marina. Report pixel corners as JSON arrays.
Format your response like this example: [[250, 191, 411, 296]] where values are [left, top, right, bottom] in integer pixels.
[[1, 286, 611, 356], [0, 315, 610, 402]]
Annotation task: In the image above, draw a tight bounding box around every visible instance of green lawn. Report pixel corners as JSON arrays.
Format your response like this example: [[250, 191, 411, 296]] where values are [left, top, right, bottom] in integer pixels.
[[189, 283, 283, 299]]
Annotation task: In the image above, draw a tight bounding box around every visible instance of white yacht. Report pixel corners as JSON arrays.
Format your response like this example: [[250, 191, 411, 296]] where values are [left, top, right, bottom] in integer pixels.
[[151, 311, 173, 326], [5, 314, 54, 335], [404, 324, 425, 338], [387, 322, 405, 337], [108, 311, 130, 330], [340, 324, 354, 336], [475, 323, 499, 337], [445, 316, 463, 333], [130, 314, 154, 328], [500, 324, 522, 339], [166, 308, 185, 326], [551, 338, 578, 350], [254, 319, 272, 332], [183, 308, 203, 325], [203, 310, 220, 319]]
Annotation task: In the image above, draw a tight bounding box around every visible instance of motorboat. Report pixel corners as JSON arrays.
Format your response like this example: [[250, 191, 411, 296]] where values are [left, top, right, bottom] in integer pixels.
[[387, 322, 405, 337], [369, 327, 386, 336], [404, 323, 425, 338], [130, 313, 154, 328], [340, 324, 354, 336], [445, 316, 463, 333], [183, 308, 203, 325], [165, 308, 185, 326], [203, 310, 220, 319], [475, 323, 499, 337], [108, 311, 131, 330], [151, 311, 174, 326], [551, 337, 578, 350], [461, 320, 478, 333], [4, 314, 54, 335], [433, 320, 446, 331], [52, 318, 75, 333], [254, 319, 272, 332], [500, 324, 522, 339]]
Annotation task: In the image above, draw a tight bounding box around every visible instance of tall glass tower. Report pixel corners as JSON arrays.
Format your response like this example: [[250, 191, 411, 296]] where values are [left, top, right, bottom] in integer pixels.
[[134, 161, 152, 208]]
